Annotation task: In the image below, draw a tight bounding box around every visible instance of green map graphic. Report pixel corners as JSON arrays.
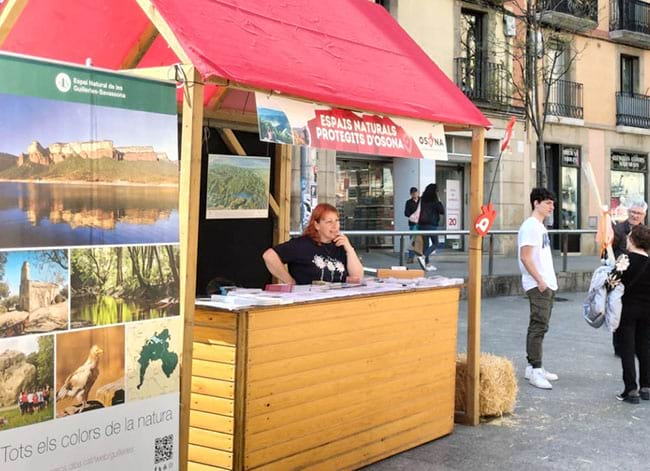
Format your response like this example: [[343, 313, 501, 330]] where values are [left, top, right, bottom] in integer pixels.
[[137, 328, 179, 389]]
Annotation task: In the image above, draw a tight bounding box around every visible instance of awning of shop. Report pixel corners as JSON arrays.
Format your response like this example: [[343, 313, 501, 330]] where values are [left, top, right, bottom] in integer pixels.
[[0, 0, 491, 129]]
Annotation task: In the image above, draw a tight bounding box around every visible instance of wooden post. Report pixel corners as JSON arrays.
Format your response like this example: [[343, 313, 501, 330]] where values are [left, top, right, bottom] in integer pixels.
[[273, 144, 292, 244], [0, 0, 28, 46], [178, 65, 204, 471], [465, 127, 485, 426]]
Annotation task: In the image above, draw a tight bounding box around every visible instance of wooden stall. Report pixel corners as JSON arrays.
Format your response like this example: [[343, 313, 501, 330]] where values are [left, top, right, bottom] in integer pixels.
[[0, 1, 491, 470], [190, 284, 462, 470]]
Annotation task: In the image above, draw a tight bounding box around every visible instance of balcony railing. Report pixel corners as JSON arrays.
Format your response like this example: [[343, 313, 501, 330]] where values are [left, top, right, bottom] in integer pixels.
[[454, 57, 510, 107], [610, 0, 650, 47], [542, 0, 598, 20], [547, 79, 584, 119], [616, 91, 650, 128], [539, 0, 598, 31]]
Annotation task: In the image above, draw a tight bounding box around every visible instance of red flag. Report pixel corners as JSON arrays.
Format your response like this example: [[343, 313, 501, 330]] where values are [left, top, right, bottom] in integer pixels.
[[500, 116, 516, 152]]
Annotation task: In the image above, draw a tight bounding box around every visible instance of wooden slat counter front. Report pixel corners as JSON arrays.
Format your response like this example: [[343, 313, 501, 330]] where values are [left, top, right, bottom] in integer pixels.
[[188, 283, 462, 470]]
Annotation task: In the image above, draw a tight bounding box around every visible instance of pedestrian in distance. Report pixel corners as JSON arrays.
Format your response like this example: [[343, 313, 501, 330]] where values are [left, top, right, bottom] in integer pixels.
[[518, 187, 559, 390], [416, 183, 444, 272], [611, 199, 646, 357], [615, 224, 650, 404], [404, 186, 419, 263]]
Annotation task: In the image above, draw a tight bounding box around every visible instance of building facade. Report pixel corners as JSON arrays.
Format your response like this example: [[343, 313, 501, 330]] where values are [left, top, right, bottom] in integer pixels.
[[293, 0, 650, 257]]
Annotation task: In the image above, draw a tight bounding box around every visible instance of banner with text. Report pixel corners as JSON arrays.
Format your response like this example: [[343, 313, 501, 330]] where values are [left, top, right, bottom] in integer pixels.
[[255, 93, 448, 160], [0, 52, 181, 471]]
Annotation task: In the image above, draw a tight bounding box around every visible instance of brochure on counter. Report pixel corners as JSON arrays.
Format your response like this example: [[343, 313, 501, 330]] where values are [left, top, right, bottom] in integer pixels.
[[195, 276, 464, 310]]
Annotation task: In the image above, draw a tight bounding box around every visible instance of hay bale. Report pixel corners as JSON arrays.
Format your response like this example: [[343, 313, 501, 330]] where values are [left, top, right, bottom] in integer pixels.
[[455, 352, 518, 417]]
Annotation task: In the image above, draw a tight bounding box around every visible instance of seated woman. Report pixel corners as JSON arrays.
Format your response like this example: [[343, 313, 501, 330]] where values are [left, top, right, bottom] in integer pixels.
[[263, 203, 363, 285]]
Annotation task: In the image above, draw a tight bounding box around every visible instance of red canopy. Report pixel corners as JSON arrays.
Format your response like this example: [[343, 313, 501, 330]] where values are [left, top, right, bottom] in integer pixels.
[[0, 0, 490, 128]]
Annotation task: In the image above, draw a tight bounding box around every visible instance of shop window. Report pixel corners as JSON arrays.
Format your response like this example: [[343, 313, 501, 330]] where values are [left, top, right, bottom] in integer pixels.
[[610, 151, 647, 222], [545, 144, 581, 252], [336, 159, 394, 248]]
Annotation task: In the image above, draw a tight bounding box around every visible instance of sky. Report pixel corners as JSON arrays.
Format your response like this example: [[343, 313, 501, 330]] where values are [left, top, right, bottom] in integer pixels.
[[0, 336, 39, 356], [0, 93, 178, 161], [1, 250, 67, 295]]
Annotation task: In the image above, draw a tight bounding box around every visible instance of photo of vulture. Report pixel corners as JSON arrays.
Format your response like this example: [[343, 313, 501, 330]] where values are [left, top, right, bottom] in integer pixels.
[[57, 344, 103, 413], [56, 325, 125, 417]]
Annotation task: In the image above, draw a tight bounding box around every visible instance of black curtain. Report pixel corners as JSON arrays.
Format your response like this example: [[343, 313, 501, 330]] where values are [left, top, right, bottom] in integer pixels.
[[190, 127, 277, 293]]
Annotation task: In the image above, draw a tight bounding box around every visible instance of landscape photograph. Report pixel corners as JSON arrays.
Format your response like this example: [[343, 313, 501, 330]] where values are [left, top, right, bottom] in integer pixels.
[[205, 154, 271, 219], [126, 318, 181, 402], [70, 245, 180, 329], [0, 92, 179, 249], [0, 335, 54, 432], [0, 250, 69, 338], [56, 325, 125, 417]]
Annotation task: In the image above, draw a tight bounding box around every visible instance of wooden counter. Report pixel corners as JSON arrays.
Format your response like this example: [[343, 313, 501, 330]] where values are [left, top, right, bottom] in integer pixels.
[[188, 284, 461, 470]]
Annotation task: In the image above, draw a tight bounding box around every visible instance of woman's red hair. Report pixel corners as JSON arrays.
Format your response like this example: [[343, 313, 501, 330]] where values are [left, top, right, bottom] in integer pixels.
[[303, 203, 339, 243]]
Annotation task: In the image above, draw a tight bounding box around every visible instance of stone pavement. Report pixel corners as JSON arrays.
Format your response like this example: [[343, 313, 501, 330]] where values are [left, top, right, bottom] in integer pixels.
[[363, 291, 650, 471]]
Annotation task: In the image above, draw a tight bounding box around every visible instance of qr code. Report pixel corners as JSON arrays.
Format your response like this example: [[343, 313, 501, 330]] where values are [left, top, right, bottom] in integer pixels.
[[154, 434, 173, 464]]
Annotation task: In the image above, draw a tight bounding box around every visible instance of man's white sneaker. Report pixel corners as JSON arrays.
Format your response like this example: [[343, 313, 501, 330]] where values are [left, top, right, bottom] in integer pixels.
[[525, 365, 558, 381], [528, 367, 553, 389], [425, 264, 437, 271]]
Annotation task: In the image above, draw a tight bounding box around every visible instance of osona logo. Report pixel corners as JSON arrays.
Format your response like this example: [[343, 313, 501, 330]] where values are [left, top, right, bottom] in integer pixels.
[[418, 133, 444, 148], [55, 72, 72, 93]]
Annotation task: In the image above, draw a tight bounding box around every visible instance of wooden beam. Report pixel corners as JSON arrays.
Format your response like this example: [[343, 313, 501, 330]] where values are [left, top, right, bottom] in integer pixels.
[[273, 144, 292, 245], [135, 0, 192, 64], [443, 124, 472, 133], [206, 87, 229, 111], [269, 194, 280, 217], [203, 108, 259, 127], [464, 127, 485, 426], [0, 0, 28, 47], [119, 22, 159, 69], [217, 128, 246, 156], [123, 65, 176, 81], [178, 66, 204, 471]]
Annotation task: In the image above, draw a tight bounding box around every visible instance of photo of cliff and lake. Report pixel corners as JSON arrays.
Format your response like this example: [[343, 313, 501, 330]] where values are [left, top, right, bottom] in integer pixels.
[[0, 93, 179, 249], [70, 245, 180, 329]]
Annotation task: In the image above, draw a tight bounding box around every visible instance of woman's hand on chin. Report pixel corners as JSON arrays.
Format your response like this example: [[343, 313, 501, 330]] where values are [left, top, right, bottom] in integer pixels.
[[333, 233, 353, 251]]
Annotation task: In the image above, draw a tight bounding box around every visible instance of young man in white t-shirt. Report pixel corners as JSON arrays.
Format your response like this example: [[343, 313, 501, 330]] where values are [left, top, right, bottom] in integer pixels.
[[518, 188, 559, 390]]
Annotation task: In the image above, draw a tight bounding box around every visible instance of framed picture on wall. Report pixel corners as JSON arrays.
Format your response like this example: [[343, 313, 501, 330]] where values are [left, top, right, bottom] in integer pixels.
[[205, 154, 271, 219]]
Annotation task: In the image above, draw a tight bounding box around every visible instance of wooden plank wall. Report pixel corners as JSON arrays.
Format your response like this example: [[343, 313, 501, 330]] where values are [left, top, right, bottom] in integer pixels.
[[188, 308, 239, 471], [243, 288, 460, 470]]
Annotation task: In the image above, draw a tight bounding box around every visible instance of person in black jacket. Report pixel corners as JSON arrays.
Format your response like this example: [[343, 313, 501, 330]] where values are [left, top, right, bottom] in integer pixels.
[[404, 187, 419, 263], [611, 199, 646, 357], [416, 183, 445, 271], [616, 224, 650, 404]]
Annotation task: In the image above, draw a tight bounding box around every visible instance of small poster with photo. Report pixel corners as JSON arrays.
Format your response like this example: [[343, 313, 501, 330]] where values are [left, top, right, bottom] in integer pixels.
[[205, 154, 271, 219]]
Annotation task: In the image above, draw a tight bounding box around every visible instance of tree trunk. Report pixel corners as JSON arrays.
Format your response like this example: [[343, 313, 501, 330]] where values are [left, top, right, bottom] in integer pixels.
[[165, 246, 180, 287], [153, 246, 165, 283], [128, 247, 150, 290], [537, 139, 548, 188], [116, 247, 123, 286]]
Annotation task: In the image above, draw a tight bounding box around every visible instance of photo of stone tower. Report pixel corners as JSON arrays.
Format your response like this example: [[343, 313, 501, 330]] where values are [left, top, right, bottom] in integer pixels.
[[0, 250, 69, 338], [19, 261, 58, 312]]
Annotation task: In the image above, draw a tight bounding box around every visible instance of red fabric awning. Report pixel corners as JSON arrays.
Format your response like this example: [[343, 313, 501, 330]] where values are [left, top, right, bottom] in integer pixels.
[[0, 0, 491, 128]]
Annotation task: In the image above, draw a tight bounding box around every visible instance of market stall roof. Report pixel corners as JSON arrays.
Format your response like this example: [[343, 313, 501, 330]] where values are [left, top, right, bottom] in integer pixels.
[[0, 0, 491, 128]]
